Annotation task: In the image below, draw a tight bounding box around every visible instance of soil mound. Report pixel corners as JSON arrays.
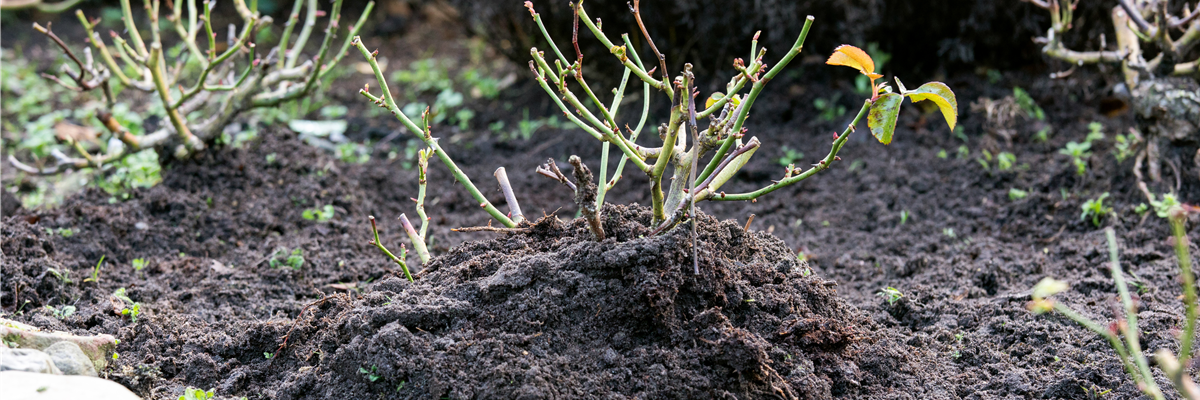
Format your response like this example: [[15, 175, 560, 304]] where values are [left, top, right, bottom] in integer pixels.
[[274, 205, 866, 399]]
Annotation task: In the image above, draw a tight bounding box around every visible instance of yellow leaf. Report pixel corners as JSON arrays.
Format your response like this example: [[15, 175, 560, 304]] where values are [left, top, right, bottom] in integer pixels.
[[904, 82, 958, 131], [826, 45, 877, 78], [704, 92, 740, 110], [706, 92, 725, 109]]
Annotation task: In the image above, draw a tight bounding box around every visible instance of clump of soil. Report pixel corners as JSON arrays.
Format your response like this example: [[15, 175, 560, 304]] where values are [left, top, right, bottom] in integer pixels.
[[273, 205, 864, 399]]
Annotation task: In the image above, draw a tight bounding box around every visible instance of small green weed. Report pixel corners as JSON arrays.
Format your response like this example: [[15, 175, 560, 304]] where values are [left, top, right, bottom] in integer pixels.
[[976, 149, 992, 170], [48, 268, 72, 285], [44, 305, 76, 320], [1080, 193, 1112, 227], [813, 94, 846, 122], [1034, 126, 1051, 142], [335, 143, 371, 164], [83, 255, 105, 283], [996, 152, 1015, 171], [1008, 188, 1028, 201], [778, 145, 804, 166], [302, 205, 335, 222], [1059, 141, 1092, 176], [877, 286, 904, 305], [113, 288, 141, 322], [178, 387, 242, 400], [1012, 87, 1044, 120], [1147, 192, 1181, 218], [1113, 132, 1138, 163], [132, 258, 148, 273], [1085, 122, 1105, 143], [359, 365, 381, 382], [270, 248, 306, 270]]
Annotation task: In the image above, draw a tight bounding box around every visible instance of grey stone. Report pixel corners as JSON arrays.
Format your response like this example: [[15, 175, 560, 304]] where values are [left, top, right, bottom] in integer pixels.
[[0, 318, 117, 371], [0, 347, 62, 375], [0, 370, 141, 400], [44, 341, 97, 377]]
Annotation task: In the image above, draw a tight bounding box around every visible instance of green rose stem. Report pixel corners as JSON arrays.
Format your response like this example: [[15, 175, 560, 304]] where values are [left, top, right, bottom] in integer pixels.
[[352, 36, 516, 228]]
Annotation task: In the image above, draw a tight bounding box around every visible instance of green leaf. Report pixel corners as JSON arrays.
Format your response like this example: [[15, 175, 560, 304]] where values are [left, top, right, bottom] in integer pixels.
[[903, 82, 957, 131], [868, 93, 903, 144]]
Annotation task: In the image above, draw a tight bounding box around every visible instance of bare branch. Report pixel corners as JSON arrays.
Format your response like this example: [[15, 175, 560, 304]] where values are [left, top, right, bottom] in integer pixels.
[[628, 0, 668, 83], [536, 159, 577, 191], [1117, 0, 1156, 36], [494, 167, 525, 224]]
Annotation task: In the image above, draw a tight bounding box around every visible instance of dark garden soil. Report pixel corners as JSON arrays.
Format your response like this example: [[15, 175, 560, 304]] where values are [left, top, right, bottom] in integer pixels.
[[5, 3, 1200, 400]]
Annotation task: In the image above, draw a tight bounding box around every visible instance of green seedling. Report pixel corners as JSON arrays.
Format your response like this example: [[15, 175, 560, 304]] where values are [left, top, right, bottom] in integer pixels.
[[44, 305, 76, 320], [1008, 188, 1028, 201], [813, 94, 847, 122], [900, 210, 910, 225], [132, 258, 148, 273], [977, 149, 993, 170], [937, 149, 948, 159], [264, 352, 273, 359], [335, 143, 371, 164], [47, 268, 72, 285], [1113, 132, 1138, 163], [956, 145, 970, 159], [1086, 121, 1105, 143], [1012, 87, 1044, 120], [877, 286, 904, 305], [113, 288, 141, 322], [1080, 193, 1112, 227], [269, 249, 306, 270], [847, 160, 865, 172], [943, 228, 956, 238], [359, 365, 381, 382], [179, 387, 217, 400], [302, 205, 335, 222], [1134, 203, 1150, 216], [996, 152, 1015, 171], [1148, 193, 1181, 219], [83, 255, 105, 283], [778, 145, 804, 166], [954, 126, 969, 143], [1059, 141, 1092, 176], [1034, 126, 1051, 142]]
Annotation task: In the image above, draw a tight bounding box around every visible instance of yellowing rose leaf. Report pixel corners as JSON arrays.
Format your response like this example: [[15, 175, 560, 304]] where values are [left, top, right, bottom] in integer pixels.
[[705, 92, 725, 109], [903, 82, 958, 131], [826, 45, 882, 79], [704, 92, 740, 110]]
